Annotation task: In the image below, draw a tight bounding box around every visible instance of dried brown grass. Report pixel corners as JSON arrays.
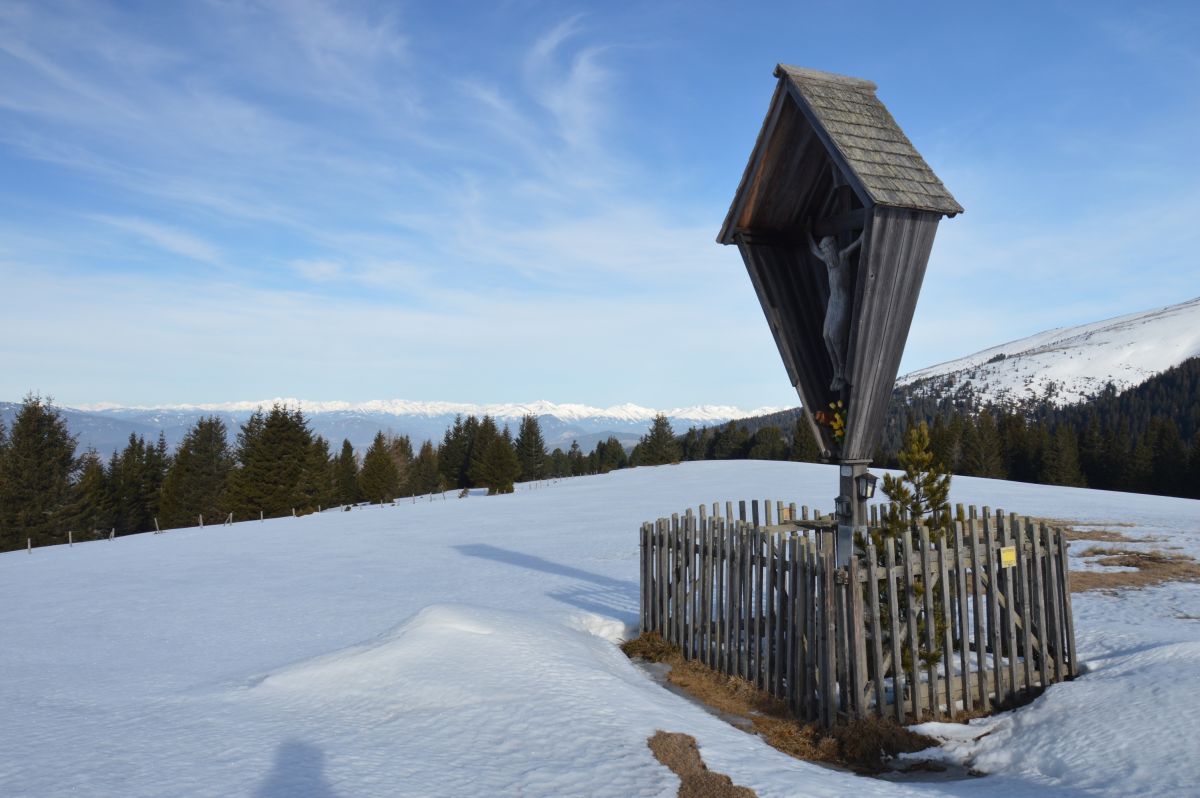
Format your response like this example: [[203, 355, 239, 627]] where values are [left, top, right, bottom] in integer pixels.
[[1072, 547, 1200, 593], [623, 633, 935, 773], [648, 731, 757, 798]]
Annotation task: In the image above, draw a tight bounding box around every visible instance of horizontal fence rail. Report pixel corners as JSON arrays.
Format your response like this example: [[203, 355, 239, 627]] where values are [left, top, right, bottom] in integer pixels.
[[638, 500, 1077, 727]]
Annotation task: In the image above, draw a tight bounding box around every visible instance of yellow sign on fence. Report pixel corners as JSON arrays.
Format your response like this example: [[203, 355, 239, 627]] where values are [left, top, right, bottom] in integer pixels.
[[1000, 546, 1017, 568]]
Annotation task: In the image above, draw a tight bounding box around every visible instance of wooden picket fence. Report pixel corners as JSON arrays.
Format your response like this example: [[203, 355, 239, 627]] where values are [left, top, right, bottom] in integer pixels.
[[638, 500, 1077, 727]]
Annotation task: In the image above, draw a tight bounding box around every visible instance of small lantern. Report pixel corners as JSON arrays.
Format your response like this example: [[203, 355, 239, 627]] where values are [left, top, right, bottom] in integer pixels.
[[856, 472, 878, 501]]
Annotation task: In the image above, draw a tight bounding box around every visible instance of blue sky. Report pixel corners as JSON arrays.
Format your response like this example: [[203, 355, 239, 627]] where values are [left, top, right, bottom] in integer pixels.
[[1, 0, 1198, 409]]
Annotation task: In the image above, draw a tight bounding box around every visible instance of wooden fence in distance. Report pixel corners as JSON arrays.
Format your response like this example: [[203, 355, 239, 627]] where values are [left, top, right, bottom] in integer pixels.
[[638, 500, 1077, 727]]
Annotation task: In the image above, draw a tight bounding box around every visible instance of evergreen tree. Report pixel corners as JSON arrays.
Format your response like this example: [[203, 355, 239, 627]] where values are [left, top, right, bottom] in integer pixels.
[[0, 395, 77, 550], [547, 447, 568, 478], [437, 415, 469, 489], [961, 410, 1004, 478], [789, 416, 821, 462], [514, 415, 547, 481], [928, 414, 964, 473], [67, 449, 114, 538], [746, 426, 788, 460], [878, 423, 951, 538], [297, 435, 335, 512], [407, 440, 442, 495], [333, 439, 361, 505], [709, 423, 749, 460], [359, 431, 401, 503], [227, 404, 314, 519], [593, 436, 628, 473], [388, 434, 414, 496], [566, 440, 586, 475], [1040, 424, 1086, 487], [467, 416, 500, 487], [1188, 429, 1200, 500], [476, 435, 520, 494], [1147, 418, 1188, 497], [637, 414, 681, 466], [679, 427, 707, 461], [158, 416, 233, 529]]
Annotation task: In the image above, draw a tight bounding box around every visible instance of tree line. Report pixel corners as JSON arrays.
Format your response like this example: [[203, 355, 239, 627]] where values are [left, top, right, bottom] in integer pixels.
[[4, 358, 1193, 553], [877, 357, 1200, 499]]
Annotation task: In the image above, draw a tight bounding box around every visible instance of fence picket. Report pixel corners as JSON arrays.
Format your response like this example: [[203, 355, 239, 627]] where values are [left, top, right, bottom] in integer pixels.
[[983, 510, 1004, 705], [968, 517, 988, 709], [952, 521, 973, 716], [885, 536, 904, 723], [1043, 523, 1063, 684], [1058, 530, 1077, 678]]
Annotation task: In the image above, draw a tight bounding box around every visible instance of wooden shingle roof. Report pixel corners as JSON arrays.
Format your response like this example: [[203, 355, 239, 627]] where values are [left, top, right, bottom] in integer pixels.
[[775, 64, 963, 216]]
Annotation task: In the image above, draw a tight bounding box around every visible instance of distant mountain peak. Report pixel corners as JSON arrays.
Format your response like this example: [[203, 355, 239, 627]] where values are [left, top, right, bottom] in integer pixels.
[[897, 296, 1200, 406]]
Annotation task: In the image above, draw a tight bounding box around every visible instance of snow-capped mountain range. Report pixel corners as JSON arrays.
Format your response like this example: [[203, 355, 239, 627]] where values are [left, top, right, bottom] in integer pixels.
[[5, 296, 1198, 455], [0, 399, 787, 457], [896, 296, 1200, 407]]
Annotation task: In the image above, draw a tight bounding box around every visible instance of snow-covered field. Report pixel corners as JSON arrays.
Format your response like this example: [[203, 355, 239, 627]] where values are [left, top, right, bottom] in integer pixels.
[[2, 461, 1199, 797]]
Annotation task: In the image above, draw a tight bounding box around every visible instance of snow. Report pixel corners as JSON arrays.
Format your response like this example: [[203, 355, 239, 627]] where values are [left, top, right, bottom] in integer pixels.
[[2, 460, 1199, 797], [897, 296, 1200, 406], [77, 397, 788, 425]]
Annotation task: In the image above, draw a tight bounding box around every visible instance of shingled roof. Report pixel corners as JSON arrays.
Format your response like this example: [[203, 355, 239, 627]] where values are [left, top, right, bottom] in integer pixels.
[[775, 64, 962, 216]]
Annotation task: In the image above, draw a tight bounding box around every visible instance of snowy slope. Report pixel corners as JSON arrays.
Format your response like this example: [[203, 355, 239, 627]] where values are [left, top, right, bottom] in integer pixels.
[[3, 461, 1199, 797], [897, 296, 1200, 406]]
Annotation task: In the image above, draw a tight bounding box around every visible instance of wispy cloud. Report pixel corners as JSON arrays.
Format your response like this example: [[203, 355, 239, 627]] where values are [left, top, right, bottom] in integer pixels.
[[91, 215, 222, 265]]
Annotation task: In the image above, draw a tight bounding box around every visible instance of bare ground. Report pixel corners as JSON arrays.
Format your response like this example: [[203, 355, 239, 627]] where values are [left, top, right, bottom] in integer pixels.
[[623, 634, 935, 773], [1072, 546, 1200, 593], [648, 731, 758, 798]]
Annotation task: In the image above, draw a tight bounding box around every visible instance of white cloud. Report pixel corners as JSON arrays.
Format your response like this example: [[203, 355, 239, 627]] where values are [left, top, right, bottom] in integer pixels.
[[90, 215, 222, 265]]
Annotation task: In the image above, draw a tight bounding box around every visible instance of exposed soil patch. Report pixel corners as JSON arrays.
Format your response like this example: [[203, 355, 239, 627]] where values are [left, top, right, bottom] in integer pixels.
[[648, 731, 757, 798], [623, 633, 936, 773], [1072, 547, 1200, 593], [1060, 527, 1144, 543]]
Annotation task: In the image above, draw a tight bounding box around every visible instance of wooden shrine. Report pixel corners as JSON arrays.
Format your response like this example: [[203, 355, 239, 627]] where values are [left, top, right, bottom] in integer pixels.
[[718, 65, 962, 561]]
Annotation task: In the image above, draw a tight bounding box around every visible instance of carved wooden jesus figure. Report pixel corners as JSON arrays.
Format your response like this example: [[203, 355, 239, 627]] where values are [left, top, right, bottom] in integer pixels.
[[808, 230, 862, 391]]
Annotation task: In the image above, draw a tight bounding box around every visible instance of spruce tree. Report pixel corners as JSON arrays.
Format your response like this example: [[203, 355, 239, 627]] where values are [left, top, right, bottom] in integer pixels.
[[359, 432, 401, 503], [467, 415, 500, 487], [477, 436, 519, 494], [547, 447, 568, 478], [297, 435, 335, 512], [514, 414, 547, 481], [567, 440, 586, 475], [67, 449, 114, 538], [638, 414, 681, 466], [0, 395, 77, 550], [709, 423, 749, 460], [789, 416, 821, 463], [388, 434, 414, 496], [334, 439, 361, 505], [407, 440, 442, 495], [961, 410, 1004, 478], [1041, 424, 1086, 487], [593, 436, 628, 473], [1147, 418, 1188, 497], [158, 416, 233, 529], [747, 426, 788, 460], [437, 415, 469, 489], [227, 404, 314, 519]]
